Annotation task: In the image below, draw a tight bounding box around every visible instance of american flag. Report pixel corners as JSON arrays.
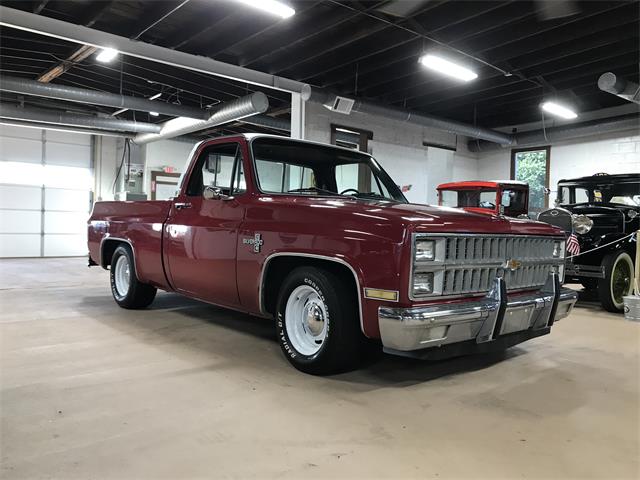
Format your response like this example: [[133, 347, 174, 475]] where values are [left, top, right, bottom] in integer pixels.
[[567, 233, 580, 256]]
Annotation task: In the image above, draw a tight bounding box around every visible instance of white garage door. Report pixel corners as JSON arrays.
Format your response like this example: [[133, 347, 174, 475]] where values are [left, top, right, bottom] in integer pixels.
[[0, 125, 93, 257]]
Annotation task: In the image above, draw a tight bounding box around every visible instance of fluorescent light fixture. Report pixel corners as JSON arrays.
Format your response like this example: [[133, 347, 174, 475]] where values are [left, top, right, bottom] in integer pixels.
[[419, 54, 478, 82], [541, 101, 578, 119], [149, 111, 159, 117], [96, 48, 118, 63], [148, 93, 162, 101], [233, 0, 295, 19]]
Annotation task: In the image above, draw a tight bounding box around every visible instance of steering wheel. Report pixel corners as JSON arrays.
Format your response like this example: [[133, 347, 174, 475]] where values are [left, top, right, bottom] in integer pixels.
[[340, 188, 360, 195]]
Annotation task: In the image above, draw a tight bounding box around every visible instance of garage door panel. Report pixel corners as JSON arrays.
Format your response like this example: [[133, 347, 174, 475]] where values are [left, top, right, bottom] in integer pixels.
[[0, 234, 41, 257], [44, 234, 87, 256], [0, 137, 42, 164], [0, 210, 41, 233], [45, 142, 91, 168], [0, 125, 43, 140], [45, 188, 90, 212], [45, 130, 91, 146], [44, 211, 88, 234], [0, 184, 42, 210]]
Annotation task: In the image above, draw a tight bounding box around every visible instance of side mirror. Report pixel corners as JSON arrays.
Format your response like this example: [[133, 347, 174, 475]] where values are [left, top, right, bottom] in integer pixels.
[[501, 191, 511, 207], [203, 185, 222, 200], [203, 185, 232, 201]]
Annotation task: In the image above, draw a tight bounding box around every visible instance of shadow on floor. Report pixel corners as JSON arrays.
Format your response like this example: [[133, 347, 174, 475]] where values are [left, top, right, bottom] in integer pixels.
[[81, 291, 537, 388]]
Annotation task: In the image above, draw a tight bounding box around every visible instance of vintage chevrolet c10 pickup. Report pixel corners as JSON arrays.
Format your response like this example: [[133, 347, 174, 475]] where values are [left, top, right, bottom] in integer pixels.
[[88, 134, 577, 374]]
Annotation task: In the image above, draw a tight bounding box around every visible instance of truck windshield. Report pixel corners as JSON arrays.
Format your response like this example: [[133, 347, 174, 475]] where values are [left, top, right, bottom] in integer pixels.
[[251, 137, 407, 202]]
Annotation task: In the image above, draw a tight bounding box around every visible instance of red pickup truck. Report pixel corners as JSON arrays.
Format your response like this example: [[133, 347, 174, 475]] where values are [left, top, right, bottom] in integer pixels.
[[88, 134, 577, 374]]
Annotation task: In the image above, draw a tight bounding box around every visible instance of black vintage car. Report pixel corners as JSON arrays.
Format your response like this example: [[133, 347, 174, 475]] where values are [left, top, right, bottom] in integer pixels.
[[538, 173, 639, 313]]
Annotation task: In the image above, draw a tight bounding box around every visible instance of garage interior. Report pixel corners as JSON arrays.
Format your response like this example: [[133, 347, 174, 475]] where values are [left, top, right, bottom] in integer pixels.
[[0, 1, 639, 478]]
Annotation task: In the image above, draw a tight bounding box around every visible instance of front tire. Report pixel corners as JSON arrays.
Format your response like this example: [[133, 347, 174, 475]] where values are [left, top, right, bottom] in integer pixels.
[[110, 245, 157, 309], [597, 251, 634, 313], [275, 267, 364, 375]]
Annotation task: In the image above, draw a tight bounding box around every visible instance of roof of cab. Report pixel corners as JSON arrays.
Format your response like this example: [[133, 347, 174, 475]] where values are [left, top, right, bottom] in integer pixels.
[[437, 180, 528, 190]]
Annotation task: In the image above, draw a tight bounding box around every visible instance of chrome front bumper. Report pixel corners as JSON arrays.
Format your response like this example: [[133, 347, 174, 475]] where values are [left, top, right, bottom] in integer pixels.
[[379, 273, 577, 356]]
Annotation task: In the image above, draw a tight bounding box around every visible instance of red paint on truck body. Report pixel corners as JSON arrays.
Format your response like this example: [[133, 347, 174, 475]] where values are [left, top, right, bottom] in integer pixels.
[[88, 135, 563, 339]]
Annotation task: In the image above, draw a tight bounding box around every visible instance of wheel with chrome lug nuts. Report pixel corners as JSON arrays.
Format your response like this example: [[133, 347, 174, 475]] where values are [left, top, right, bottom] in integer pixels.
[[597, 250, 634, 313], [275, 266, 364, 375], [110, 245, 157, 309]]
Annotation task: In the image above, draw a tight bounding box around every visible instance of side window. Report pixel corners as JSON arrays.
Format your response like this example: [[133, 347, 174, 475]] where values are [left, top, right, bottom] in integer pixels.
[[186, 143, 244, 197]]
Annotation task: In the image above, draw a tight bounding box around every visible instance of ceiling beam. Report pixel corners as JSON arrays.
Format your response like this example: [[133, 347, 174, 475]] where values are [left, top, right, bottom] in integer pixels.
[[0, 5, 311, 97], [36, 44, 97, 83]]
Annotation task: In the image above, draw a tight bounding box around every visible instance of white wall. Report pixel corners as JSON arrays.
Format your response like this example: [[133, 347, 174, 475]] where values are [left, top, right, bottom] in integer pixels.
[[476, 132, 640, 205], [142, 138, 198, 196], [303, 102, 478, 204]]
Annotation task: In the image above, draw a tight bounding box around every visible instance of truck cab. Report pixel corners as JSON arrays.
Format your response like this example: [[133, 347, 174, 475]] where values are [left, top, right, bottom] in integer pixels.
[[437, 180, 530, 218]]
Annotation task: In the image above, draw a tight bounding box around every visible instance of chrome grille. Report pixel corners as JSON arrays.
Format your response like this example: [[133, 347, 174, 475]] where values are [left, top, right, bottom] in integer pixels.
[[412, 234, 564, 299]]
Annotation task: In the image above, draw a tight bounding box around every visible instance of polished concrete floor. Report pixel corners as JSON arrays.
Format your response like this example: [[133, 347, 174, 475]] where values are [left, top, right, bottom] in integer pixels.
[[1, 257, 638, 479]]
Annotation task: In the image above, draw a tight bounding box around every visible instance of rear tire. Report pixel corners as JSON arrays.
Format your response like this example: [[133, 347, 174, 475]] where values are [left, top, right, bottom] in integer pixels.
[[110, 245, 157, 309], [597, 251, 634, 313], [275, 266, 364, 375]]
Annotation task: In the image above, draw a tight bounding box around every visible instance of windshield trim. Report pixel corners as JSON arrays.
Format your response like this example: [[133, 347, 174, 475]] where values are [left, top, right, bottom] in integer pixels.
[[247, 136, 408, 203]]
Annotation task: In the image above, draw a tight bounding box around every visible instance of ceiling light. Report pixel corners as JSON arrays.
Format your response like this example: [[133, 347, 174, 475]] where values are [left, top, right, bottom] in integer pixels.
[[419, 54, 478, 82], [233, 0, 295, 19], [148, 93, 162, 101], [541, 101, 578, 119], [96, 48, 118, 63], [149, 111, 159, 117]]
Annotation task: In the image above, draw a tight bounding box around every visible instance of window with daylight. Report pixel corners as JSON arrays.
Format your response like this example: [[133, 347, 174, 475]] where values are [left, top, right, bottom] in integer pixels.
[[511, 147, 550, 215]]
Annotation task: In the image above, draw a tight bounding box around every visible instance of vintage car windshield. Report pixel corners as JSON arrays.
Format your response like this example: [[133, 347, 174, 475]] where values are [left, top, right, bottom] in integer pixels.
[[251, 137, 407, 202], [558, 182, 640, 206]]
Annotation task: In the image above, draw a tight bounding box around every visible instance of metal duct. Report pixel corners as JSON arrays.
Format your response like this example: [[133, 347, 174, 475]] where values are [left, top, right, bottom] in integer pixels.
[[468, 114, 640, 153], [0, 6, 311, 98], [0, 118, 131, 138], [0, 75, 207, 119], [309, 90, 514, 146], [598, 72, 640, 105], [134, 92, 269, 144], [0, 103, 162, 133]]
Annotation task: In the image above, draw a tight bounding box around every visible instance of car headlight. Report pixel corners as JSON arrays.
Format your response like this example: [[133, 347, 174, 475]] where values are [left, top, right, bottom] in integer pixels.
[[415, 239, 435, 261], [413, 272, 434, 295], [572, 215, 593, 234], [552, 240, 565, 258]]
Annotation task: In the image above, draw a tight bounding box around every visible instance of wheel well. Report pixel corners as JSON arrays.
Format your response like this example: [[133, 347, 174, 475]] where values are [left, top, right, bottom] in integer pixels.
[[101, 239, 130, 268], [262, 256, 359, 317]]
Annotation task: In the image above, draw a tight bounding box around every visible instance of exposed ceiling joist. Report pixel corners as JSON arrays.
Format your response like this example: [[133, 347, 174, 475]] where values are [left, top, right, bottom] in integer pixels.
[[36, 44, 97, 83]]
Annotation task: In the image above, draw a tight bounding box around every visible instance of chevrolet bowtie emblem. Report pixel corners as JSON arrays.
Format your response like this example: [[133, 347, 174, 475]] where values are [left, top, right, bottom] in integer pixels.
[[505, 258, 522, 271]]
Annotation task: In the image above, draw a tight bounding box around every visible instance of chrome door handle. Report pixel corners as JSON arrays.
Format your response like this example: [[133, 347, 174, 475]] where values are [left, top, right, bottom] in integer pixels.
[[175, 202, 192, 210]]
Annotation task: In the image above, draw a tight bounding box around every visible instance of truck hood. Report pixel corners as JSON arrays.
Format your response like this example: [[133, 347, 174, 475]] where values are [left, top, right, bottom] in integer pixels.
[[265, 196, 563, 236]]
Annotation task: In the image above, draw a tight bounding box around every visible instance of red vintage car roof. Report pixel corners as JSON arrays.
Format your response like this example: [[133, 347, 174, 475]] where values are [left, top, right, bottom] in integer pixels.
[[437, 180, 528, 190]]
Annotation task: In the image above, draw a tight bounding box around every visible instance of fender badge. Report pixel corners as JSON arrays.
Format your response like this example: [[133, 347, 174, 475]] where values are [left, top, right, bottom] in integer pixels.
[[243, 233, 264, 253]]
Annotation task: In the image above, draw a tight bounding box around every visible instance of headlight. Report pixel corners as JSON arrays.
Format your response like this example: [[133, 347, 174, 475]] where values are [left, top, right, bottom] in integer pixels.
[[552, 240, 564, 258], [572, 215, 593, 234], [415, 239, 435, 261], [413, 272, 434, 295]]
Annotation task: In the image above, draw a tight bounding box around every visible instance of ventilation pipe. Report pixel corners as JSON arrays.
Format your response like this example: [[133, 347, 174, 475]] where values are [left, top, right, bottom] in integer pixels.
[[309, 90, 514, 146], [134, 92, 268, 144], [0, 75, 208, 119], [468, 114, 640, 153], [598, 72, 640, 105], [0, 118, 132, 137], [0, 103, 161, 133]]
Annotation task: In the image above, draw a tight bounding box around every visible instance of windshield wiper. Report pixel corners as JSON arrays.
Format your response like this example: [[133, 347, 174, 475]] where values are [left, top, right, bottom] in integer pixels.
[[287, 187, 340, 196]]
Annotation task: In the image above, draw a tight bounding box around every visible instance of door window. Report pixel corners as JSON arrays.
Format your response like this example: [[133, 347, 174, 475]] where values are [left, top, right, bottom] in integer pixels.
[[186, 143, 245, 196]]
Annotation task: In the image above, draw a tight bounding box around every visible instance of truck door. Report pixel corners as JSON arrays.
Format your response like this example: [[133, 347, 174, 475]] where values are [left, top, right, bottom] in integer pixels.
[[164, 142, 246, 306]]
